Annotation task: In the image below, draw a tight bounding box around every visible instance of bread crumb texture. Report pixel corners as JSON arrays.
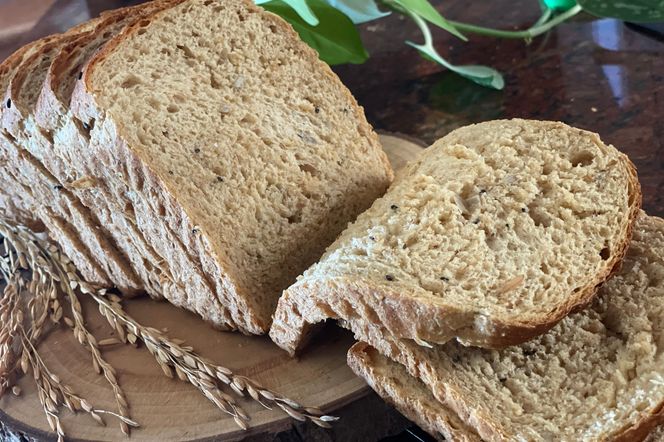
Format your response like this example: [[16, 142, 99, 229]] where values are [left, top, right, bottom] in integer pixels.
[[80, 0, 391, 332]]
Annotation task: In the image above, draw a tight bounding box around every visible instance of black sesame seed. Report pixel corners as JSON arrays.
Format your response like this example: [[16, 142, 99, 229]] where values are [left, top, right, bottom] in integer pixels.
[[216, 176, 224, 182], [473, 218, 480, 224], [314, 107, 320, 113], [194, 148, 201, 153], [390, 204, 398, 210], [505, 223, 510, 228], [440, 276, 449, 282], [77, 71, 83, 80], [499, 377, 507, 383], [521, 207, 527, 212], [82, 122, 90, 130], [5, 98, 11, 109], [385, 274, 394, 281], [168, 170, 174, 174], [369, 236, 375, 241], [53, 185, 63, 190], [479, 189, 487, 194], [192, 228, 200, 234]]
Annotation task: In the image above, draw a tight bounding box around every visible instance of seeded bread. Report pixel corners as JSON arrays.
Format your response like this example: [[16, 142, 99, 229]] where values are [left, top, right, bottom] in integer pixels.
[[64, 0, 392, 332], [348, 342, 480, 441], [270, 119, 641, 353], [347, 213, 664, 441]]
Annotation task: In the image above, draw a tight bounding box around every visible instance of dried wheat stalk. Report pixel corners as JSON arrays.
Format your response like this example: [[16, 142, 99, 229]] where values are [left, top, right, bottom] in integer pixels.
[[0, 220, 138, 441], [1, 218, 339, 437], [88, 289, 339, 430]]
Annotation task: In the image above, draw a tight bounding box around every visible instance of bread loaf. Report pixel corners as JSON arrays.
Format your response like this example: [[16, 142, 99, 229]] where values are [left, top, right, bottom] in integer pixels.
[[32, 0, 391, 332]]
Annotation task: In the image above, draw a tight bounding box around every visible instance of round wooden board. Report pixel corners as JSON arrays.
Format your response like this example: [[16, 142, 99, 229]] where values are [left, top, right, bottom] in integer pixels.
[[0, 134, 424, 441]]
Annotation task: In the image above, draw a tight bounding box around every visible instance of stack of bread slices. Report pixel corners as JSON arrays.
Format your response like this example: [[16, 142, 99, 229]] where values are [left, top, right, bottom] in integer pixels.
[[0, 0, 392, 334], [271, 120, 664, 440]]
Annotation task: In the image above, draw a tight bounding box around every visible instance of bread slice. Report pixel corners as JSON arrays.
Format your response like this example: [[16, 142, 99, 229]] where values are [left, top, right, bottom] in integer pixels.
[[348, 342, 480, 441], [65, 0, 392, 333], [347, 213, 664, 441], [270, 119, 641, 353]]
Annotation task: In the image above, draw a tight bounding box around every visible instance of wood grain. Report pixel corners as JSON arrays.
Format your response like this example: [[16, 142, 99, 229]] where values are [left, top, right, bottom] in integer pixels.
[[0, 134, 424, 442]]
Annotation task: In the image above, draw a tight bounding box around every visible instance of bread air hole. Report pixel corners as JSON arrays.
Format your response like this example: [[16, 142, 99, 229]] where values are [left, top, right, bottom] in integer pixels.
[[298, 163, 318, 176], [600, 246, 611, 260], [120, 74, 142, 89], [39, 128, 54, 144], [527, 204, 551, 228], [571, 151, 594, 167]]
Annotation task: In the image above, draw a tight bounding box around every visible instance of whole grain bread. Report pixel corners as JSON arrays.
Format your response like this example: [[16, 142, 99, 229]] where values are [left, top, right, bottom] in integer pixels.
[[270, 119, 641, 353], [347, 213, 664, 441], [63, 0, 392, 333], [348, 342, 480, 441]]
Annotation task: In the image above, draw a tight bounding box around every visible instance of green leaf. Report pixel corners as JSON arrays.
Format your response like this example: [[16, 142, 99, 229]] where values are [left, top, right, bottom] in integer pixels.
[[578, 0, 664, 22], [256, 0, 319, 25], [407, 41, 504, 89], [390, 0, 467, 40], [324, 0, 390, 24], [543, 0, 577, 11], [261, 0, 369, 65]]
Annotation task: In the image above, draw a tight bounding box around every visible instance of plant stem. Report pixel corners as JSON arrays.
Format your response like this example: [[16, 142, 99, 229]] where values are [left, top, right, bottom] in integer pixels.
[[448, 4, 581, 39], [533, 7, 552, 27]]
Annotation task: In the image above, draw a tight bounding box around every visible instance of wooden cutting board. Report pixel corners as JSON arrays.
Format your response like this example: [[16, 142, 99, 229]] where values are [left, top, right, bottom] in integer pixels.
[[0, 134, 424, 441]]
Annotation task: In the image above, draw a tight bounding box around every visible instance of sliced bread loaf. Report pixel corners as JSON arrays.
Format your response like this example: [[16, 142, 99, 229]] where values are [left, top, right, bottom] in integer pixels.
[[348, 213, 664, 441], [30, 2, 186, 302], [347, 342, 480, 441], [65, 0, 392, 333], [270, 119, 641, 353]]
